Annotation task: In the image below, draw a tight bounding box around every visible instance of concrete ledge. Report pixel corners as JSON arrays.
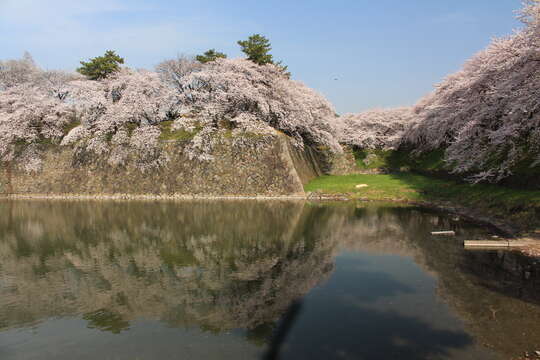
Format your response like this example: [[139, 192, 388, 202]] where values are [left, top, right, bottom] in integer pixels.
[[0, 193, 309, 201]]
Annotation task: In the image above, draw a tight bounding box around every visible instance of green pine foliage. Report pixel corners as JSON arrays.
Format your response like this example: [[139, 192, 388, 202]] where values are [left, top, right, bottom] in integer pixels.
[[237, 34, 274, 65], [77, 50, 125, 80], [196, 49, 227, 63], [237, 34, 289, 75]]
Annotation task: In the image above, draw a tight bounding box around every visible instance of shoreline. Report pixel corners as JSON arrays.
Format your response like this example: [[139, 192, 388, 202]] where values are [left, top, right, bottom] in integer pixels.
[[0, 192, 521, 236]]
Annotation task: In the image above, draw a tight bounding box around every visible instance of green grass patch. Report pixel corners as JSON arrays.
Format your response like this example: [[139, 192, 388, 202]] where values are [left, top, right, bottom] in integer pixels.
[[306, 173, 427, 201], [14, 137, 54, 150], [305, 172, 540, 204], [159, 121, 200, 141], [124, 122, 138, 136], [305, 173, 540, 230], [353, 149, 393, 170], [235, 131, 265, 139]]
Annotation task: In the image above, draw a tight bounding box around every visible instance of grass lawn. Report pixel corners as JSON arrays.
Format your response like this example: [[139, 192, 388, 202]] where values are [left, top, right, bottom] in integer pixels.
[[305, 172, 540, 230]]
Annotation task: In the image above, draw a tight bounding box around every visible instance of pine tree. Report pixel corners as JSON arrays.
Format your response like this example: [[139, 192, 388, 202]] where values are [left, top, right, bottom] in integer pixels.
[[196, 49, 227, 63], [77, 50, 124, 80], [237, 34, 274, 65]]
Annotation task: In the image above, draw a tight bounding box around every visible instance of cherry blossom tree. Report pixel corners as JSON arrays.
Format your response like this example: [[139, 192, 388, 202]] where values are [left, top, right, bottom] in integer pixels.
[[335, 107, 414, 150], [155, 55, 202, 90], [0, 52, 40, 90], [2, 54, 343, 173], [400, 1, 540, 182], [175, 58, 341, 154], [0, 83, 74, 169], [338, 1, 540, 183]]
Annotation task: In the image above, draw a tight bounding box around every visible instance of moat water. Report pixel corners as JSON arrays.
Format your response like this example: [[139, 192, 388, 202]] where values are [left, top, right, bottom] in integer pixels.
[[0, 200, 539, 359]]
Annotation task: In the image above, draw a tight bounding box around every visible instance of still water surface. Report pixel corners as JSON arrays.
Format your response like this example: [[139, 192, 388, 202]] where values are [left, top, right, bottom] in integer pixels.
[[0, 200, 539, 359]]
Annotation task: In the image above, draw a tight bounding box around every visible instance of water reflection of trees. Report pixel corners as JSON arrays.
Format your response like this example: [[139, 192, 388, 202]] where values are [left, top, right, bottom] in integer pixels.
[[0, 200, 539, 358], [0, 201, 337, 333], [323, 203, 540, 359]]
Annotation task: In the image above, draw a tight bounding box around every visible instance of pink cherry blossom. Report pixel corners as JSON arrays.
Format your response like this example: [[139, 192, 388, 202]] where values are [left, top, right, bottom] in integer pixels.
[[335, 108, 414, 150], [1, 56, 343, 172]]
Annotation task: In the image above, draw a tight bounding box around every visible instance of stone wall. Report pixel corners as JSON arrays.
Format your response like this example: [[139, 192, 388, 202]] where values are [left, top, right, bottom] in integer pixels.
[[0, 130, 354, 196]]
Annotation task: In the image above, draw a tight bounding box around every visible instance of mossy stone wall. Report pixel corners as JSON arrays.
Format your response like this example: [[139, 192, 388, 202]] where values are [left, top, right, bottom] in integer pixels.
[[0, 131, 354, 196]]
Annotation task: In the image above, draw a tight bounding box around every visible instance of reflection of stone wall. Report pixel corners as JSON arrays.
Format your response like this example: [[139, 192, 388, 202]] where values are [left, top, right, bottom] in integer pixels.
[[0, 201, 338, 332], [0, 131, 353, 196]]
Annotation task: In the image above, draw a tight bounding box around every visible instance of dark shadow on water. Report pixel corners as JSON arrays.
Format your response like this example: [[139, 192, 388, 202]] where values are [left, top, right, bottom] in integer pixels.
[[263, 299, 473, 360], [263, 299, 303, 360], [285, 308, 473, 360], [260, 257, 471, 360]]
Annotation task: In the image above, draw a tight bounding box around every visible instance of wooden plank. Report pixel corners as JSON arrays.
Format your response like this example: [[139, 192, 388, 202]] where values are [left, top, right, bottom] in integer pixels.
[[431, 231, 456, 236], [464, 239, 537, 250], [464, 240, 509, 249]]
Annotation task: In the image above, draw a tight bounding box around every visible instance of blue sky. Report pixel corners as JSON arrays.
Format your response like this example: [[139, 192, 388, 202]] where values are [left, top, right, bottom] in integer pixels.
[[0, 0, 522, 114]]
